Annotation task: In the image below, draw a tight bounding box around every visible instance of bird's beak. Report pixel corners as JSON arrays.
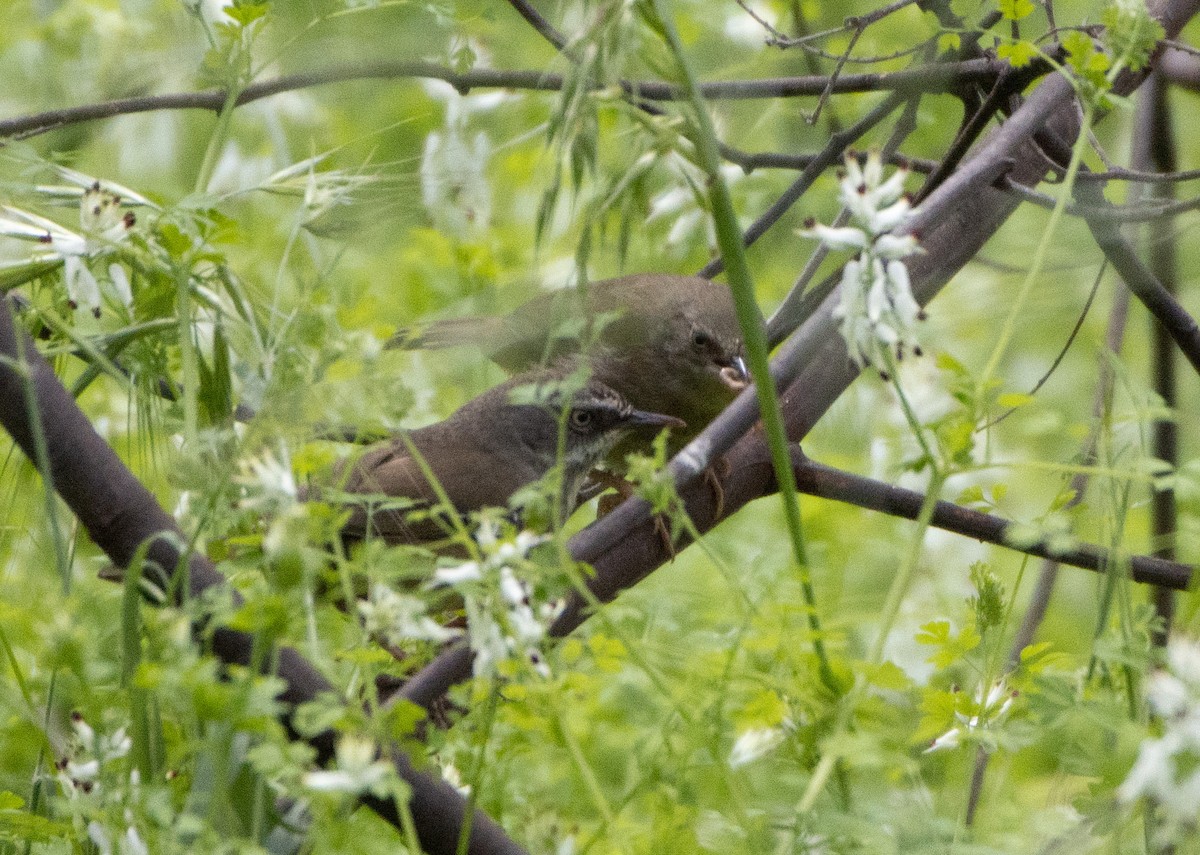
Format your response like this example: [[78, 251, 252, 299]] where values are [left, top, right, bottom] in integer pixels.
[[626, 409, 687, 431], [719, 355, 750, 391]]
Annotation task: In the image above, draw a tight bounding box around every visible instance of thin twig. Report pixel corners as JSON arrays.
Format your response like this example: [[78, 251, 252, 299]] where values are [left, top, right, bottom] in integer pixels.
[[0, 59, 1007, 139], [1002, 176, 1200, 221], [699, 92, 909, 278], [766, 91, 924, 346], [980, 261, 1106, 430], [719, 145, 937, 174]]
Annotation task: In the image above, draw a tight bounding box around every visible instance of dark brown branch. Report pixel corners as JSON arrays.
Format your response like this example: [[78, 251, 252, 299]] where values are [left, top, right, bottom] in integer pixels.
[[1073, 177, 1200, 375], [505, 0, 569, 52], [394, 430, 1192, 712], [1156, 45, 1200, 89], [386, 0, 1200, 709], [0, 59, 1007, 139], [0, 300, 526, 855], [793, 456, 1188, 588], [1138, 72, 1179, 644]]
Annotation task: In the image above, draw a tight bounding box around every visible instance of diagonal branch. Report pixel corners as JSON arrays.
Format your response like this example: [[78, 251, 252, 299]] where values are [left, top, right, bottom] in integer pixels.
[[393, 434, 1191, 712], [1074, 175, 1200, 374], [386, 0, 1200, 711], [0, 299, 527, 855]]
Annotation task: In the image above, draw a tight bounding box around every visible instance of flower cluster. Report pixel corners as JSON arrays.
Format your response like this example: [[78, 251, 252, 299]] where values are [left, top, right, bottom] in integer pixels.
[[420, 99, 493, 239], [359, 583, 462, 647], [302, 734, 394, 797], [55, 713, 149, 855], [800, 151, 924, 376], [0, 180, 140, 317], [1119, 639, 1200, 837], [234, 445, 298, 512], [924, 679, 1017, 753], [432, 518, 561, 679], [56, 712, 132, 799], [728, 725, 787, 768]]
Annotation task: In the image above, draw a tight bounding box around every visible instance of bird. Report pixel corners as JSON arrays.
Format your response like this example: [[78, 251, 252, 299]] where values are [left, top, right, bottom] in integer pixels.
[[321, 365, 684, 547], [387, 273, 750, 458]]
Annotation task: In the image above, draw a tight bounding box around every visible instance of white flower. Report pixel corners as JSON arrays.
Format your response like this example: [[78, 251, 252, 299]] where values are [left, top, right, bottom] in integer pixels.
[[1121, 638, 1200, 836], [466, 606, 509, 679], [804, 151, 924, 373], [874, 233, 923, 260], [925, 680, 1016, 753], [729, 726, 785, 768], [359, 585, 462, 645], [441, 762, 471, 796], [924, 727, 962, 753], [1168, 640, 1200, 685], [236, 446, 297, 508], [107, 264, 132, 307], [433, 560, 483, 585], [797, 222, 868, 251], [1148, 671, 1190, 718], [420, 104, 492, 238], [88, 822, 113, 855], [0, 183, 136, 316], [121, 826, 148, 855], [303, 735, 392, 796]]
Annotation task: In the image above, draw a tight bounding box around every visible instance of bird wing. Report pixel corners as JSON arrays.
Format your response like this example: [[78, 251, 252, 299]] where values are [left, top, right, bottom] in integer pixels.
[[335, 440, 537, 546], [386, 315, 505, 353], [336, 445, 454, 545]]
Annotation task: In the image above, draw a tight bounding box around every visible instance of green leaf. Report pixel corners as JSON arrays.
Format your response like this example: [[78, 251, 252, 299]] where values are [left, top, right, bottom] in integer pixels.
[[1062, 31, 1095, 71], [916, 619, 981, 667], [968, 563, 1005, 634], [998, 41, 1039, 67], [938, 32, 962, 52], [998, 0, 1035, 18], [736, 689, 788, 729], [224, 2, 270, 26], [866, 661, 912, 691], [197, 320, 233, 427], [1103, 0, 1165, 72], [997, 392, 1034, 408], [957, 485, 985, 506], [936, 351, 965, 373]]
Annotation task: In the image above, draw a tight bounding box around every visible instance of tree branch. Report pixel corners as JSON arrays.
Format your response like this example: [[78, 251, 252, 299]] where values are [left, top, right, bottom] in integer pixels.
[[0, 58, 1007, 139], [385, 0, 1200, 711], [0, 300, 526, 855]]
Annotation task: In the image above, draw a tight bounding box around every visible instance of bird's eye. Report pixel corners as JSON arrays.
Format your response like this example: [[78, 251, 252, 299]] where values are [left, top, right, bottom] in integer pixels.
[[569, 409, 594, 430], [691, 330, 713, 350]]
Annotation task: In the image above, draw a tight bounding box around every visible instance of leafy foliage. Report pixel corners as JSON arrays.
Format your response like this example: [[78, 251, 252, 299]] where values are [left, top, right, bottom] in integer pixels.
[[0, 0, 1192, 852]]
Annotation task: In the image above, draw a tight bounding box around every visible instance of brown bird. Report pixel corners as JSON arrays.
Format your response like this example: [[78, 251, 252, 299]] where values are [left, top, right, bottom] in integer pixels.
[[324, 366, 683, 546], [387, 273, 750, 457]]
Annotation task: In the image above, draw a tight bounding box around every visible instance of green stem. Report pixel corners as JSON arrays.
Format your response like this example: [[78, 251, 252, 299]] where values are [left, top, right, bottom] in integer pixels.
[[456, 681, 502, 855], [193, 85, 243, 195], [176, 269, 198, 445], [646, 0, 833, 691], [978, 102, 1094, 396], [554, 699, 617, 829], [870, 470, 946, 664]]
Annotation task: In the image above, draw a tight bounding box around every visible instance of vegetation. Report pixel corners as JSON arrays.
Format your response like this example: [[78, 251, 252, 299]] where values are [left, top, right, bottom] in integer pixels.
[[0, 0, 1197, 852]]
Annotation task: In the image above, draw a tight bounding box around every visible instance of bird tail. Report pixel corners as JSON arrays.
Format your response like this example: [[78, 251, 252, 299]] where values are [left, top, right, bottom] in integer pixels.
[[386, 316, 502, 351]]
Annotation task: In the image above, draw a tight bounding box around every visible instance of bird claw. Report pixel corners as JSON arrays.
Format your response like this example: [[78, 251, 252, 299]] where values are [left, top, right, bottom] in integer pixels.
[[590, 469, 678, 560], [704, 457, 729, 520]]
